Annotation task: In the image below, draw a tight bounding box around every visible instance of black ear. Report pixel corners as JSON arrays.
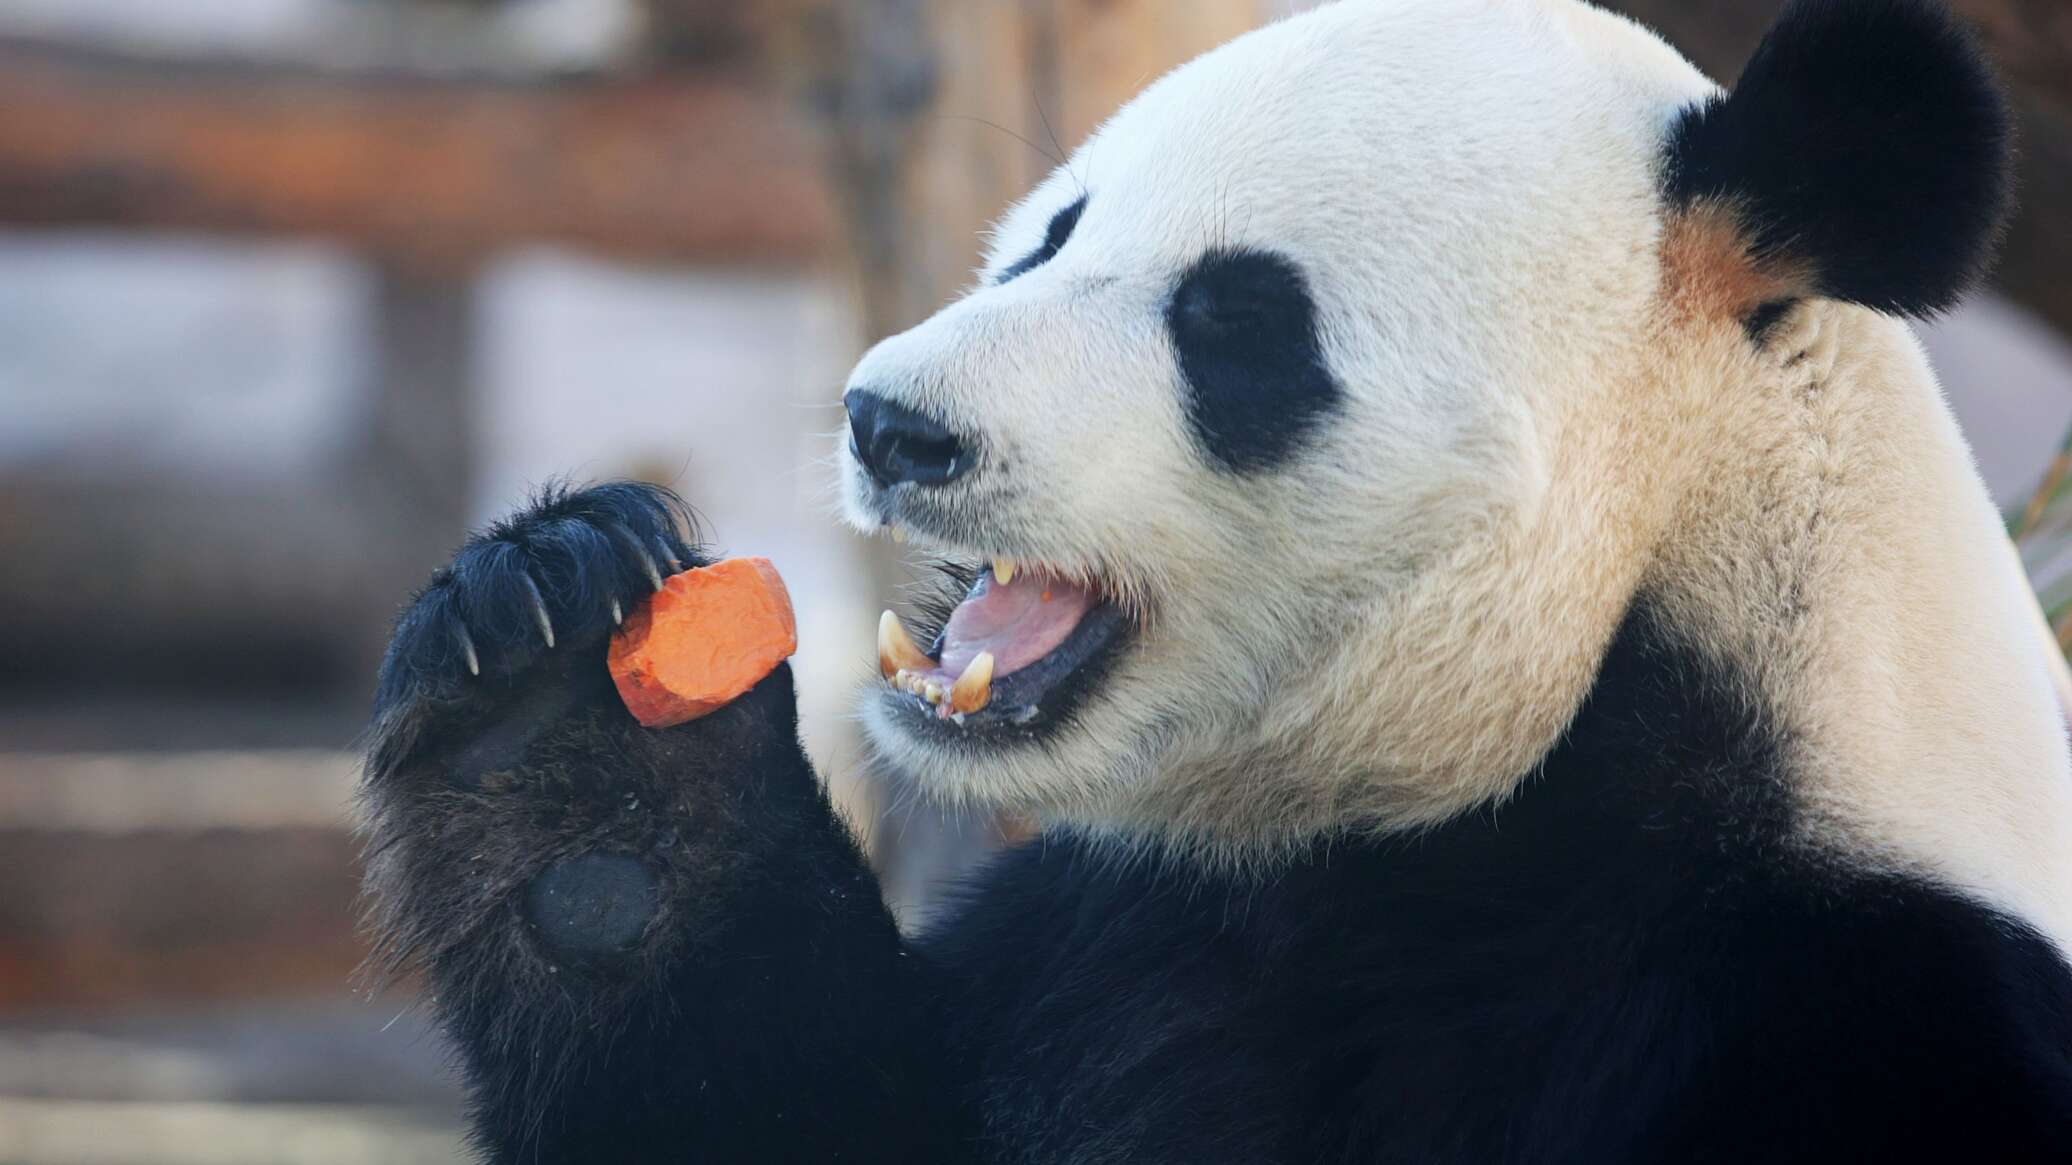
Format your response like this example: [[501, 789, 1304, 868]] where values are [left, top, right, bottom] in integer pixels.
[[1664, 0, 2014, 318]]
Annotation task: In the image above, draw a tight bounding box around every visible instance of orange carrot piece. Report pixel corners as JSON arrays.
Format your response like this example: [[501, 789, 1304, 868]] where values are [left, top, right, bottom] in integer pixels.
[[607, 557, 798, 728]]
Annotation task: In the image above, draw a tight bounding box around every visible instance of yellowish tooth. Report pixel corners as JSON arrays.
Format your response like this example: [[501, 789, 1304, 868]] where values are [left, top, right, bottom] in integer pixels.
[[923, 680, 945, 705], [878, 610, 934, 678], [993, 557, 1017, 586], [950, 651, 994, 715], [890, 526, 907, 544]]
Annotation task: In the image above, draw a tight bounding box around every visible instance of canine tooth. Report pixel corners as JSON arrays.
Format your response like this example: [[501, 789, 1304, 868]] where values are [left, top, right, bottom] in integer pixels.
[[878, 610, 934, 678], [993, 557, 1017, 586], [890, 526, 907, 544], [950, 651, 994, 714]]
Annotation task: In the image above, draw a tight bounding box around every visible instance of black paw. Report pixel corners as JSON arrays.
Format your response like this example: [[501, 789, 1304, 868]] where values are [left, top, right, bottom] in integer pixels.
[[374, 482, 704, 713]]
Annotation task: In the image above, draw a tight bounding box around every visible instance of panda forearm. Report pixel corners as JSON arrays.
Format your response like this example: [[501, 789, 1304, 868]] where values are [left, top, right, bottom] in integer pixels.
[[361, 673, 977, 1163]]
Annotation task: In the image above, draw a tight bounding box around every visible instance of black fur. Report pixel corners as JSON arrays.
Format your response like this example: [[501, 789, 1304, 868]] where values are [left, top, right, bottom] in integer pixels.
[[927, 602, 2072, 1162], [363, 483, 2072, 1162], [1664, 0, 2015, 318], [361, 483, 967, 1162], [1744, 297, 1800, 344], [1166, 248, 1342, 473], [999, 196, 1088, 283]]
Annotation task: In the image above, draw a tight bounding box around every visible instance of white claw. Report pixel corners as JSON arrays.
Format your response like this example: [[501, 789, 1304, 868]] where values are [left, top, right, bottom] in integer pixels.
[[993, 558, 1018, 586], [878, 610, 934, 678], [950, 651, 994, 714], [612, 522, 666, 591], [456, 624, 481, 677], [654, 536, 682, 574], [609, 597, 624, 627], [517, 575, 556, 649]]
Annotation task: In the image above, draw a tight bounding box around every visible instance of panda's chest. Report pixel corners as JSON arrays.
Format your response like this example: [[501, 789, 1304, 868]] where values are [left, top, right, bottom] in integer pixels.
[[944, 839, 1626, 1164], [960, 883, 1324, 1164], [936, 752, 1798, 1164]]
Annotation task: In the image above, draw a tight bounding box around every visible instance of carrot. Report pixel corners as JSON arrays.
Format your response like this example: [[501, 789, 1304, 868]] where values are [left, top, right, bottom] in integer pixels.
[[607, 557, 798, 728]]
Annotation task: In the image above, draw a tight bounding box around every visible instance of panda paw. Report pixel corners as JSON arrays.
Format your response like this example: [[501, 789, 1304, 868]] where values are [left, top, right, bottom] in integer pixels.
[[373, 481, 704, 714], [361, 481, 826, 977]]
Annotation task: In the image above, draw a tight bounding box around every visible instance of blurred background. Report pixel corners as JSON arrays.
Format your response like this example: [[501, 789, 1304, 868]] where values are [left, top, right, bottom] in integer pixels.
[[0, 0, 2064, 1160]]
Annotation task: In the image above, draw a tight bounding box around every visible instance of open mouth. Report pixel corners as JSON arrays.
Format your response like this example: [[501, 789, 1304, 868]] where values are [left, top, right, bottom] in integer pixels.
[[877, 559, 1131, 734]]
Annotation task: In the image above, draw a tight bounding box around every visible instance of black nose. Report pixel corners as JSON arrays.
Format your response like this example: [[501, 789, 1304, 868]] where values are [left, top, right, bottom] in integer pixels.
[[845, 390, 973, 488]]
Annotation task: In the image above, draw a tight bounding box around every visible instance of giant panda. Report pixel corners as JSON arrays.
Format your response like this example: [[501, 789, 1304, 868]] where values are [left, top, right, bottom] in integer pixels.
[[360, 0, 2072, 1160]]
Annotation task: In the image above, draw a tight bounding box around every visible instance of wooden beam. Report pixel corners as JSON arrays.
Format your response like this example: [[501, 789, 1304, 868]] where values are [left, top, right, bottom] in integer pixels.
[[640, 0, 779, 69], [0, 753, 363, 1010], [0, 1100, 460, 1165], [0, 43, 836, 267]]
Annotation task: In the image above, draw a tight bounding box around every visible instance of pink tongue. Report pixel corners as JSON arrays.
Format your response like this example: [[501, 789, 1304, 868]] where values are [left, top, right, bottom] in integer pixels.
[[938, 570, 1097, 678]]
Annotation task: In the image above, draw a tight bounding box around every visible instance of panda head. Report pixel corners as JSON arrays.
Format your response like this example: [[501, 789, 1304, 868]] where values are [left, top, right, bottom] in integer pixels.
[[840, 0, 2020, 850]]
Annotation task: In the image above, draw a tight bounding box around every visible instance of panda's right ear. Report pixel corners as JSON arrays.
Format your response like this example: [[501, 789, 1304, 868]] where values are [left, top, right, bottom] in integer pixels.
[[1662, 0, 2014, 320]]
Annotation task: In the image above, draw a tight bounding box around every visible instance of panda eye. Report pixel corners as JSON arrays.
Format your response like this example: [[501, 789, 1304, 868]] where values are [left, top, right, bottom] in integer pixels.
[[998, 196, 1088, 283], [1170, 251, 1307, 331], [1165, 248, 1342, 474]]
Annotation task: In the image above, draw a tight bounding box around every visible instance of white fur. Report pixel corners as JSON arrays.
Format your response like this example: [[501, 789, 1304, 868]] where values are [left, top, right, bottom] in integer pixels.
[[839, 0, 2072, 949]]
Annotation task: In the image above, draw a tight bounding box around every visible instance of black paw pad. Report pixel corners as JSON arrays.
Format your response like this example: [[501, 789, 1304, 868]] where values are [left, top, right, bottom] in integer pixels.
[[524, 853, 659, 956]]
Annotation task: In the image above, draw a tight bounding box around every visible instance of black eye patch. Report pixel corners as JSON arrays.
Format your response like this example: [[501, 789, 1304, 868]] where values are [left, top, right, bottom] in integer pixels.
[[999, 196, 1088, 283], [1166, 248, 1341, 474]]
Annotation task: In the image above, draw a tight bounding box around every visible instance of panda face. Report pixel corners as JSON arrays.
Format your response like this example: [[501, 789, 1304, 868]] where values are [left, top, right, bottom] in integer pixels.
[[841, 0, 1715, 828]]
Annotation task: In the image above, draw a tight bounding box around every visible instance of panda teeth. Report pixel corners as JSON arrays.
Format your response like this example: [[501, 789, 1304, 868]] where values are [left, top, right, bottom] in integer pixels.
[[877, 612, 993, 717], [950, 651, 994, 714], [993, 557, 1018, 586], [878, 610, 935, 678]]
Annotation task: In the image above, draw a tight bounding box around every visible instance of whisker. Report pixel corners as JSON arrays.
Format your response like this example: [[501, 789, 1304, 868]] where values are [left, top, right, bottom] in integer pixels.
[[940, 114, 1066, 169]]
